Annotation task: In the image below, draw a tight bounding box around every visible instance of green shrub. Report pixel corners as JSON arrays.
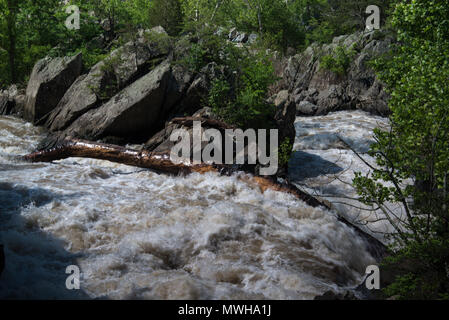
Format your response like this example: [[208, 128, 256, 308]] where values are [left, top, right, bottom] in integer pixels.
[[278, 137, 293, 169], [88, 53, 124, 101], [143, 30, 173, 53], [209, 78, 231, 112], [205, 45, 277, 130], [320, 45, 356, 75], [148, 0, 183, 36], [352, 0, 449, 300]]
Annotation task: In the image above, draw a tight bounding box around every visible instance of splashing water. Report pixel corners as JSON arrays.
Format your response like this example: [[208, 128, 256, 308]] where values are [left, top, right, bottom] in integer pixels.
[[0, 114, 377, 300], [289, 110, 400, 241]]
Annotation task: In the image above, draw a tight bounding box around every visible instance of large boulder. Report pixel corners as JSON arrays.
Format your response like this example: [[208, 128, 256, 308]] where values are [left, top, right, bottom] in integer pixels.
[[24, 53, 82, 123], [62, 60, 175, 141], [45, 27, 172, 131], [284, 31, 393, 116]]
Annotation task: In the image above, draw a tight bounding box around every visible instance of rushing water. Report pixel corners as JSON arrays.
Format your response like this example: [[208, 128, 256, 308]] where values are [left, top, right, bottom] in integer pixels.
[[0, 112, 385, 300], [289, 111, 397, 239]]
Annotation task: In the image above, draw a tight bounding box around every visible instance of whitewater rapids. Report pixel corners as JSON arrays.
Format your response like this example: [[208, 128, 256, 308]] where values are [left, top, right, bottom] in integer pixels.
[[0, 113, 382, 300]]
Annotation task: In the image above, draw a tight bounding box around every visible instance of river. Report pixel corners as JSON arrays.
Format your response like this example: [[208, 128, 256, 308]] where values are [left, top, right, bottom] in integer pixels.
[[0, 111, 388, 299]]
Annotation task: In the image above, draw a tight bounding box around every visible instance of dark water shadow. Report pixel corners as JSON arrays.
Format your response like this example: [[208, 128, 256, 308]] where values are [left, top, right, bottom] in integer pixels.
[[0, 182, 92, 300], [288, 150, 344, 182]]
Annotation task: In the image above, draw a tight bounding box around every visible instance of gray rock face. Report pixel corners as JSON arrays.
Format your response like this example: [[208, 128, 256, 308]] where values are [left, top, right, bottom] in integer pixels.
[[64, 60, 173, 141], [273, 90, 290, 108], [296, 100, 318, 116], [0, 85, 25, 116], [13, 94, 26, 117], [228, 28, 251, 43], [45, 73, 96, 131], [24, 53, 82, 123], [228, 28, 238, 41], [46, 27, 171, 131], [285, 31, 393, 116], [144, 107, 219, 152], [273, 91, 296, 149], [0, 93, 10, 115], [175, 62, 225, 117], [269, 90, 297, 176]]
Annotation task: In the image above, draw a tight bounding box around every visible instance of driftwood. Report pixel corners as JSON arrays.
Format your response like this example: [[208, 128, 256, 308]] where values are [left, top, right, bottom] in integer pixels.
[[23, 138, 221, 175], [23, 138, 327, 208], [22, 137, 386, 260]]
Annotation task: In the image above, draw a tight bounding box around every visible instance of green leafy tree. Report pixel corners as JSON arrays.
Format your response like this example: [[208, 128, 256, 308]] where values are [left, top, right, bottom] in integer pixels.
[[353, 0, 449, 299], [148, 0, 183, 36], [0, 0, 63, 85], [306, 0, 391, 44], [0, 0, 19, 83]]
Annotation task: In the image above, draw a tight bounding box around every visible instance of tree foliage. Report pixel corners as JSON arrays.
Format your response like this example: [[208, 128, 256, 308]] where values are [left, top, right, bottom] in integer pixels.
[[353, 0, 449, 299], [0, 0, 396, 86]]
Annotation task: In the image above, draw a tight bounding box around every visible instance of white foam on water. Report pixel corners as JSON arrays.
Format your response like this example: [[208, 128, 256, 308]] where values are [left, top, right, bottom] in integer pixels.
[[0, 115, 376, 300], [290, 110, 404, 241]]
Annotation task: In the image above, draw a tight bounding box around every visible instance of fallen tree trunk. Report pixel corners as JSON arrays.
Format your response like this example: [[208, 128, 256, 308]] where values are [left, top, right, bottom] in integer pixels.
[[22, 138, 220, 175], [22, 137, 386, 260], [22, 137, 328, 207]]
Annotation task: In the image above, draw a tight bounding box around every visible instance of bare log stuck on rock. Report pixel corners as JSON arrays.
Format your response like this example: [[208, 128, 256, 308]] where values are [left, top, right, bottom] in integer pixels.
[[22, 137, 387, 260], [22, 137, 325, 207], [23, 138, 221, 175]]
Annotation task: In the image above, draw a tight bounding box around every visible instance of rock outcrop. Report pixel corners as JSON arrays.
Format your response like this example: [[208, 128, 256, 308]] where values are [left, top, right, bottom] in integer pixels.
[[284, 31, 392, 116], [45, 27, 172, 132], [0, 85, 25, 117], [272, 90, 296, 147], [62, 60, 174, 141], [19, 26, 370, 176], [40, 35, 231, 148], [24, 53, 82, 123], [0, 91, 11, 115]]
